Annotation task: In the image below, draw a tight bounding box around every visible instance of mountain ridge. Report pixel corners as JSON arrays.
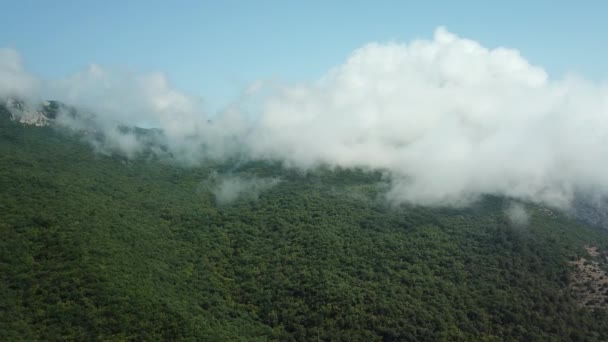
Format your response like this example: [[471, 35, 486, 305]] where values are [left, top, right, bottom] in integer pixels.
[[3, 97, 608, 232]]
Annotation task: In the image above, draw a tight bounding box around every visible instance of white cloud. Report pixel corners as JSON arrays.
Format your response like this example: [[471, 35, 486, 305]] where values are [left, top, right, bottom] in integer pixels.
[[0, 48, 38, 98], [206, 172, 281, 205], [2, 27, 608, 208], [246, 27, 608, 207], [45, 64, 206, 132]]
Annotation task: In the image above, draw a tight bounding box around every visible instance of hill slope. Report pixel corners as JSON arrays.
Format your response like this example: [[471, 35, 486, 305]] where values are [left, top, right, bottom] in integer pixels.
[[2, 114, 608, 341]]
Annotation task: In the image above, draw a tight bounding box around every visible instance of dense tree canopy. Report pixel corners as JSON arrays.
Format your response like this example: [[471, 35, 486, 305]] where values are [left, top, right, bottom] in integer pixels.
[[2, 115, 608, 341]]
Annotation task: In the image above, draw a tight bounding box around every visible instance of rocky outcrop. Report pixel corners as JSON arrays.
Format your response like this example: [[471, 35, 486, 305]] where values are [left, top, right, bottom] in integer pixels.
[[2, 97, 53, 126], [0, 97, 82, 127], [570, 245, 608, 308]]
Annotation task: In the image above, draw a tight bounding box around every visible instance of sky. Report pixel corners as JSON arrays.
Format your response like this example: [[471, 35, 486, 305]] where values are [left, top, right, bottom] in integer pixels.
[[2, 1, 608, 208], [1, 0, 607, 113]]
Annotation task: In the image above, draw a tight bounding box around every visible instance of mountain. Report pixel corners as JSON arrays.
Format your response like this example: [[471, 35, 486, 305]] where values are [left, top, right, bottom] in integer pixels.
[[0, 97, 170, 159], [0, 97, 62, 126], [3, 105, 608, 340]]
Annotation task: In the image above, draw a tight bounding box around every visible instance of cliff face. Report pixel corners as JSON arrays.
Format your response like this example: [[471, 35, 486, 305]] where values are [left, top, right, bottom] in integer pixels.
[[1, 97, 84, 129], [1, 97, 54, 126]]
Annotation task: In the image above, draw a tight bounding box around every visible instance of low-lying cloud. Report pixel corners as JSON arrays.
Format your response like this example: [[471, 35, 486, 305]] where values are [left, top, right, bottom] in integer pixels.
[[2, 27, 608, 208], [505, 202, 529, 228], [206, 172, 281, 205], [0, 48, 38, 98]]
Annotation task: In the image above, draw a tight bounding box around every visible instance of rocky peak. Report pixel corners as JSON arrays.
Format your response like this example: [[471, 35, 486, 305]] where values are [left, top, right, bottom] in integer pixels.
[[0, 97, 77, 127], [2, 97, 53, 127]]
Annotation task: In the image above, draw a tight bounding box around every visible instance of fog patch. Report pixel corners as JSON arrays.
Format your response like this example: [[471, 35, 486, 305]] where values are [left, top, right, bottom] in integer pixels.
[[505, 202, 529, 228], [207, 172, 281, 205]]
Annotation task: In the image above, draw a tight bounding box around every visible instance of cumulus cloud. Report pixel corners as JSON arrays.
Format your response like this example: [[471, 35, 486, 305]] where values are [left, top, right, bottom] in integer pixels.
[[247, 27, 608, 207], [2, 27, 608, 208], [46, 65, 204, 130], [0, 48, 38, 98]]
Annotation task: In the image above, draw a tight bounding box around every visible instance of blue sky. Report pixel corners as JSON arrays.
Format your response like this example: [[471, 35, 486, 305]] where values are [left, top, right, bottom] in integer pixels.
[[1, 0, 606, 112]]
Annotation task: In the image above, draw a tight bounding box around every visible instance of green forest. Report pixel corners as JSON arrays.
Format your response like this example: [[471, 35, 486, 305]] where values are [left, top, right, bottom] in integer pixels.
[[2, 113, 608, 341]]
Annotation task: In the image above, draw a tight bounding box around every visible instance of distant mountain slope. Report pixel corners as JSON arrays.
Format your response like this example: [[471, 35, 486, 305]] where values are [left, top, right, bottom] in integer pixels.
[[3, 106, 608, 340], [573, 195, 608, 231]]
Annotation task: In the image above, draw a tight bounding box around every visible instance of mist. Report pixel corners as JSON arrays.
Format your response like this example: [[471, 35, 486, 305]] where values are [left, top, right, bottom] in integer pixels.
[[2, 28, 608, 208], [505, 202, 529, 228], [206, 172, 281, 205]]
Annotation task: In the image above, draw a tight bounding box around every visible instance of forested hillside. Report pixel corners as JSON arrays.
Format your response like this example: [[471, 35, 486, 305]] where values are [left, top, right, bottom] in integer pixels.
[[2, 114, 608, 341]]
